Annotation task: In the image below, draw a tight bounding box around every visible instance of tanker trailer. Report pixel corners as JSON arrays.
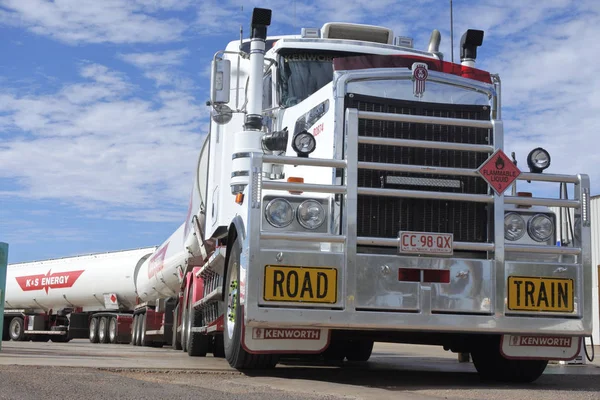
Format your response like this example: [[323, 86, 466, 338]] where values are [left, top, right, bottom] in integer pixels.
[[3, 247, 156, 344]]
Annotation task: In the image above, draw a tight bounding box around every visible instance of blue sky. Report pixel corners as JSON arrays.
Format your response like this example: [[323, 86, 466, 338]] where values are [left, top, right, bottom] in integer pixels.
[[1, 0, 598, 264]]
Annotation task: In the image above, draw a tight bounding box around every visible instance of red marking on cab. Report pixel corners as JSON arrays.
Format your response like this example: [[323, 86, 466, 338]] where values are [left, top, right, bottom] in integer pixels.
[[15, 270, 84, 294]]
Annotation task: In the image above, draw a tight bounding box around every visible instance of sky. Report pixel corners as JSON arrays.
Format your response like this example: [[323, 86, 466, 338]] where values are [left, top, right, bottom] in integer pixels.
[[0, 0, 598, 264]]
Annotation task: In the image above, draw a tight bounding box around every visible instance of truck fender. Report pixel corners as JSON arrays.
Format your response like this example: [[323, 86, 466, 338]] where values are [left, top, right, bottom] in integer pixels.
[[222, 216, 246, 303]]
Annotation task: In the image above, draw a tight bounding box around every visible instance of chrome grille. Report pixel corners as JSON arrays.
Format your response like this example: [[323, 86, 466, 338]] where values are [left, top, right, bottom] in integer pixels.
[[346, 94, 492, 243]]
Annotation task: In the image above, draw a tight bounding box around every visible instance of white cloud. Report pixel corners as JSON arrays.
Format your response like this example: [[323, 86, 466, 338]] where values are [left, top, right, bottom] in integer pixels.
[[0, 0, 192, 44], [118, 49, 194, 89], [0, 63, 207, 221]]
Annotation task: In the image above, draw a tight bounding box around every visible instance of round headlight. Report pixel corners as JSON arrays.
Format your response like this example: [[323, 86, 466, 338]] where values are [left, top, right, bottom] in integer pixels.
[[527, 147, 551, 173], [265, 198, 294, 228], [528, 214, 554, 242], [291, 131, 316, 157], [297, 200, 326, 230], [504, 212, 525, 241]]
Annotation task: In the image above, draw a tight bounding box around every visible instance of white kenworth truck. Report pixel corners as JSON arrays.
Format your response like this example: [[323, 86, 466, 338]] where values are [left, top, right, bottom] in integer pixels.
[[156, 7, 591, 382], [5, 7, 591, 384]]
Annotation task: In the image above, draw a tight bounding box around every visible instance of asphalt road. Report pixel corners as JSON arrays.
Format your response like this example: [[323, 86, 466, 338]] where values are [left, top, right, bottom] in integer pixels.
[[1, 340, 599, 400]]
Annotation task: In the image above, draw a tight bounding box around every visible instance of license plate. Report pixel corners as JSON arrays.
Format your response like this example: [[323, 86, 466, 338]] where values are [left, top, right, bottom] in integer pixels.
[[507, 276, 574, 312], [399, 231, 453, 255], [263, 266, 337, 304]]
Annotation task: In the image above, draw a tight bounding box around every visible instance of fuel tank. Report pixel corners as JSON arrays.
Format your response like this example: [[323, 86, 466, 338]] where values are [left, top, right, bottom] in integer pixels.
[[5, 247, 156, 312]]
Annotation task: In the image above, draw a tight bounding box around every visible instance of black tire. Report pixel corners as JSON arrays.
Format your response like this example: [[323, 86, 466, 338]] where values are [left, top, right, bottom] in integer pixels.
[[108, 317, 118, 344], [213, 334, 225, 358], [172, 304, 182, 350], [223, 237, 278, 369], [471, 335, 548, 383], [131, 315, 139, 346], [98, 317, 109, 344], [2, 320, 9, 341], [181, 294, 189, 353], [31, 335, 49, 342], [140, 314, 148, 346], [322, 339, 346, 363], [186, 280, 209, 356], [346, 339, 374, 362], [50, 335, 71, 343], [9, 317, 25, 341], [89, 318, 99, 343]]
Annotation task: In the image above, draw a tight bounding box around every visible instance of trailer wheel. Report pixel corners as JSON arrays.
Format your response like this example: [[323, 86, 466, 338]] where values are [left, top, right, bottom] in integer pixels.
[[186, 281, 209, 357], [108, 317, 118, 344], [470, 335, 548, 383], [172, 304, 182, 350], [98, 317, 109, 344], [89, 318, 99, 343], [213, 334, 225, 358], [346, 339, 374, 362], [9, 317, 25, 341], [131, 315, 139, 346], [3, 321, 10, 341], [140, 314, 148, 346], [223, 237, 278, 369]]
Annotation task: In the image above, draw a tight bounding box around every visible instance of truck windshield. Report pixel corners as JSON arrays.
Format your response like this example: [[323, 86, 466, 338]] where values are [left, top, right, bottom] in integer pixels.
[[278, 50, 362, 107]]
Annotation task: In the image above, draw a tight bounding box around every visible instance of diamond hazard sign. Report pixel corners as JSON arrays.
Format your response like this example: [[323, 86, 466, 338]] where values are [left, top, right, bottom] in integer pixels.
[[477, 149, 521, 195]]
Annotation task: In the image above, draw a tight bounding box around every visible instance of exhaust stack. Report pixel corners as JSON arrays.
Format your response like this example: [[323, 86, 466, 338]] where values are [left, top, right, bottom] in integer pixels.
[[460, 29, 484, 67], [245, 7, 272, 130], [427, 29, 442, 60]]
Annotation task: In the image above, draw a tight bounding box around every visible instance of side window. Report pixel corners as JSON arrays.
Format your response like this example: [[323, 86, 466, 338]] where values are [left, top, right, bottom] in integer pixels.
[[262, 72, 272, 110]]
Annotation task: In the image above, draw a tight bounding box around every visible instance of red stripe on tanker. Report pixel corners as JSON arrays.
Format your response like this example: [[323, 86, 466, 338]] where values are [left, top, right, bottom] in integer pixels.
[[15, 269, 84, 294]]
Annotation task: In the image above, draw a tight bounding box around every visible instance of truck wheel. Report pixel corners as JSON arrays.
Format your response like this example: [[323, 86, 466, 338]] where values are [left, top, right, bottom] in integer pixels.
[[89, 318, 99, 343], [213, 334, 225, 358], [98, 317, 109, 344], [140, 314, 148, 346], [181, 294, 189, 353], [9, 317, 25, 341], [471, 335, 548, 383], [131, 315, 139, 346], [322, 339, 346, 363], [108, 317, 118, 344], [2, 320, 9, 341], [185, 279, 208, 356], [50, 335, 70, 343], [172, 304, 182, 350], [346, 339, 374, 362], [223, 237, 278, 369]]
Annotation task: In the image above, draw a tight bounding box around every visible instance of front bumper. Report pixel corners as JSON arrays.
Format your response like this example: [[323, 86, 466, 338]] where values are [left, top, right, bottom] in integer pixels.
[[243, 247, 590, 337]]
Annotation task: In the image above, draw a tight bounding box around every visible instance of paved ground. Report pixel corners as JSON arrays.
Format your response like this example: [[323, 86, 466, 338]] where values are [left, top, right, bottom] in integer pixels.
[[1, 340, 600, 400]]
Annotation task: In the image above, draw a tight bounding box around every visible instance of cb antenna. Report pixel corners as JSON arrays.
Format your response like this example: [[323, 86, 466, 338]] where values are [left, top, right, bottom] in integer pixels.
[[450, 0, 454, 63]]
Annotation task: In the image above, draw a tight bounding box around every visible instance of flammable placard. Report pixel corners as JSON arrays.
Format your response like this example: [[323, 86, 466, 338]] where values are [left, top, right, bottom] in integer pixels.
[[477, 149, 521, 195]]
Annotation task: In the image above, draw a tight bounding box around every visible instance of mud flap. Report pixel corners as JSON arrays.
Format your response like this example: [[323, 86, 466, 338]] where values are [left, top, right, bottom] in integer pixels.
[[500, 334, 582, 361], [242, 325, 330, 354]]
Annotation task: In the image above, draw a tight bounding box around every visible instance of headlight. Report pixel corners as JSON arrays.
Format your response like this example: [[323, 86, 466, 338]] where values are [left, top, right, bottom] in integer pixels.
[[527, 147, 551, 173], [265, 198, 294, 228], [504, 212, 525, 241], [297, 200, 326, 230], [528, 214, 554, 242]]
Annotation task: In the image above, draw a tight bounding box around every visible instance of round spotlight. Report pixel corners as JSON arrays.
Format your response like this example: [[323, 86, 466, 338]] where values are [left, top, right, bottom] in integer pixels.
[[528, 214, 554, 242], [527, 147, 551, 173], [504, 212, 526, 241], [291, 130, 316, 157], [265, 198, 294, 228], [297, 199, 326, 230]]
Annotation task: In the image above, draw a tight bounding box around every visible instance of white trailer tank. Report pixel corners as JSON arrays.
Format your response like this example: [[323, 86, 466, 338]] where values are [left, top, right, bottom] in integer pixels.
[[5, 247, 156, 312]]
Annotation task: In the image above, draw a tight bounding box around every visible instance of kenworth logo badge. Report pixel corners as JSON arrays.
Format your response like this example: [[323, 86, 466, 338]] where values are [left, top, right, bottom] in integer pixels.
[[412, 62, 428, 97], [15, 270, 85, 294]]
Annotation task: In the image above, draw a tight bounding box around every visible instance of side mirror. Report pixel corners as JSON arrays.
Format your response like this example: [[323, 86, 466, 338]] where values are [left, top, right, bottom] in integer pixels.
[[210, 58, 231, 105]]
